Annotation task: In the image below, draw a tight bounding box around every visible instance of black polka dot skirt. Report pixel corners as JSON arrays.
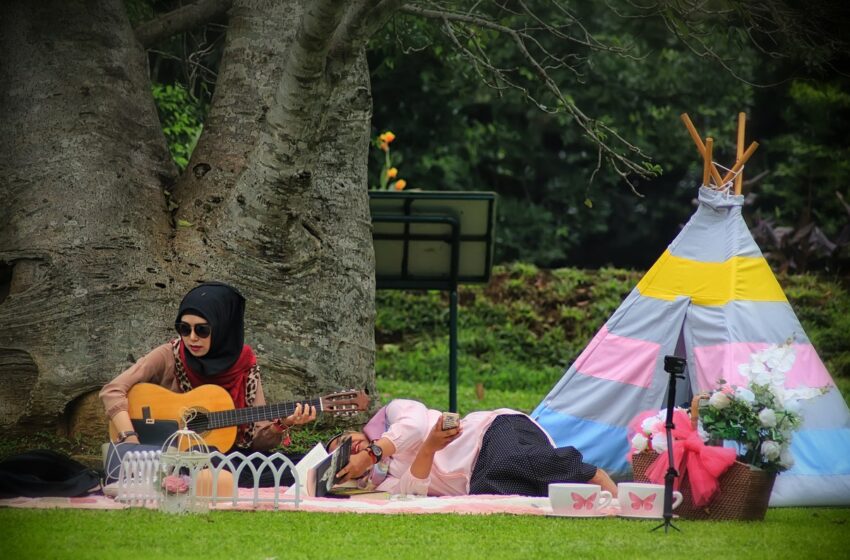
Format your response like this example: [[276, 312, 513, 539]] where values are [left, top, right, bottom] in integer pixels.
[[469, 414, 598, 496]]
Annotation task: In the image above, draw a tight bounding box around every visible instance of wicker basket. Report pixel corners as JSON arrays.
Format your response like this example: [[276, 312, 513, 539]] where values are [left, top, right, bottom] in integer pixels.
[[630, 395, 777, 521]]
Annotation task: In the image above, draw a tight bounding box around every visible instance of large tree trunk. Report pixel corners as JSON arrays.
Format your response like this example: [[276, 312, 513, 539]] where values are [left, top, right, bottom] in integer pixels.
[[0, 0, 376, 433], [0, 0, 178, 430]]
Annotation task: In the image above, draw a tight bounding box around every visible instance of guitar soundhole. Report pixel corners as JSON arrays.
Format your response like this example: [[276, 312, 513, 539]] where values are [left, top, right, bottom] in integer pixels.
[[184, 409, 210, 435]]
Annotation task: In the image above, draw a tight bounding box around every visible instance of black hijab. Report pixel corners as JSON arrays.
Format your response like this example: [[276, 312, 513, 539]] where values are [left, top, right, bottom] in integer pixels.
[[176, 282, 246, 376]]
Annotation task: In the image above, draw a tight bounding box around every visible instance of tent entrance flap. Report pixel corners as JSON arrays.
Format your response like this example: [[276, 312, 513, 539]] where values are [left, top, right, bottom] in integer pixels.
[[665, 321, 694, 409]]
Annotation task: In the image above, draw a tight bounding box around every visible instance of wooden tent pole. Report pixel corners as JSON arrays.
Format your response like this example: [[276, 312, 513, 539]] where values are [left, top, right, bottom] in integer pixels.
[[680, 113, 726, 187], [721, 141, 759, 185], [734, 112, 746, 195], [702, 137, 714, 187]]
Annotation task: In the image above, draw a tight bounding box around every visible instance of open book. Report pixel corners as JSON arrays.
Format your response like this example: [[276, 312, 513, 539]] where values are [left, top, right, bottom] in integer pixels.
[[284, 438, 390, 499], [283, 443, 328, 497], [306, 436, 351, 497]]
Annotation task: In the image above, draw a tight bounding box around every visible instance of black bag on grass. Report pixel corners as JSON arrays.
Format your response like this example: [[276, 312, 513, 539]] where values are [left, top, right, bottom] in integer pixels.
[[0, 449, 101, 498]]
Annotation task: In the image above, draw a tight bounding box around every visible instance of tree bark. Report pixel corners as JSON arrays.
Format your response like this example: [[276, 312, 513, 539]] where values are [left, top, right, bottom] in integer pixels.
[[0, 0, 178, 428], [0, 0, 377, 431]]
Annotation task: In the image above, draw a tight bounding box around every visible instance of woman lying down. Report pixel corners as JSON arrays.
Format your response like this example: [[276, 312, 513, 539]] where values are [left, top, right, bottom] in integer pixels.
[[329, 399, 617, 497]]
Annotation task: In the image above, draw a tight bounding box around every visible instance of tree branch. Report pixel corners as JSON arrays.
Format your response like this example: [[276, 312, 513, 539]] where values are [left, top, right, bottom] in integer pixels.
[[329, 0, 407, 59], [616, 0, 850, 80], [263, 0, 350, 154], [743, 170, 770, 188], [134, 0, 233, 49]]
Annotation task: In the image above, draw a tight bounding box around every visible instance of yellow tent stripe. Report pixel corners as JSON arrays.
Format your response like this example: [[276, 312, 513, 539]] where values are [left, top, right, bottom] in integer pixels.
[[636, 250, 787, 306]]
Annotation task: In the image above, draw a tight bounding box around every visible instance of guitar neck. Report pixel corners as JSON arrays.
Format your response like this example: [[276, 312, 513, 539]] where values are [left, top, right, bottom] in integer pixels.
[[201, 397, 324, 430]]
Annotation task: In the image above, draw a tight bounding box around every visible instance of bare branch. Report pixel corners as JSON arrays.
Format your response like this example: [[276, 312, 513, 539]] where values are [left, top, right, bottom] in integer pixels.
[[393, 22, 433, 55], [617, 1, 850, 80], [134, 0, 232, 49], [439, 18, 517, 94], [539, 1, 630, 54], [836, 191, 850, 220], [402, 4, 540, 42], [742, 170, 770, 188], [657, 13, 789, 88], [400, 2, 656, 187]]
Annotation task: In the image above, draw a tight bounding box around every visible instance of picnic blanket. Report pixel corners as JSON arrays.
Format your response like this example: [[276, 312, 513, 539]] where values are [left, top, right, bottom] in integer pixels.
[[0, 490, 621, 516]]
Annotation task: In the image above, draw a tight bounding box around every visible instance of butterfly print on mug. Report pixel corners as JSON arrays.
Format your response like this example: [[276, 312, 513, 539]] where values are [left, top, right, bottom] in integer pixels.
[[571, 492, 597, 510], [629, 492, 656, 511]]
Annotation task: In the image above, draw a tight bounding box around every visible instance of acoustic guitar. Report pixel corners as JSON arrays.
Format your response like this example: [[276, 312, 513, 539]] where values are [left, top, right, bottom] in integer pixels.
[[108, 383, 369, 452]]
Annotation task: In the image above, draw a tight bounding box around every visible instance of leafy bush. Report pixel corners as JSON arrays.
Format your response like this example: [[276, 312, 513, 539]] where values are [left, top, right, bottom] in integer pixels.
[[782, 274, 850, 377], [376, 264, 641, 395], [151, 83, 205, 169]]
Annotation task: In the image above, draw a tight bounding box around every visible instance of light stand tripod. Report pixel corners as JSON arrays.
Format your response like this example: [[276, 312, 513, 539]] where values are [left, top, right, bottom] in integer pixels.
[[652, 355, 686, 534]]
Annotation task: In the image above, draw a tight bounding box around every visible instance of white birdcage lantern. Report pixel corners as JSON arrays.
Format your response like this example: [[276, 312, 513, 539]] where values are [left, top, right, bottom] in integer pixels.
[[158, 428, 212, 514]]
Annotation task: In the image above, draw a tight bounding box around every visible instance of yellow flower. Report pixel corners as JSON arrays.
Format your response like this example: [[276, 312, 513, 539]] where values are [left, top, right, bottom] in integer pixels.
[[394, 179, 407, 191], [379, 141, 389, 152], [379, 131, 396, 144], [386, 167, 398, 179]]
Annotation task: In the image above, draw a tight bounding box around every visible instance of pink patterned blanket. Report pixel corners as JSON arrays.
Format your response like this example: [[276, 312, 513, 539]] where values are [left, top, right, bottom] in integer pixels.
[[0, 490, 561, 515]]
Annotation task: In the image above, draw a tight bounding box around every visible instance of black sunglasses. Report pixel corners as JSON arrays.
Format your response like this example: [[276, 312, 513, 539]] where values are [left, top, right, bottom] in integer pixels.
[[325, 431, 353, 452], [175, 322, 212, 339]]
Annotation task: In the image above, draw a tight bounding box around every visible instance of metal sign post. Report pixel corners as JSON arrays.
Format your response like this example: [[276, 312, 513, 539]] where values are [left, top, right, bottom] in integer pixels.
[[370, 191, 497, 412]]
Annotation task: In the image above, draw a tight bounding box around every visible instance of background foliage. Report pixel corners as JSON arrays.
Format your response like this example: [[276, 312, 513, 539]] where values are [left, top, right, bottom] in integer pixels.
[[366, 5, 849, 272], [151, 83, 206, 170]]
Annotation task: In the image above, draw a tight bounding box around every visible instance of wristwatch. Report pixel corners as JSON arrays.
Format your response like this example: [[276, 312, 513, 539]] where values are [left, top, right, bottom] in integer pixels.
[[365, 442, 383, 464], [116, 430, 139, 443]]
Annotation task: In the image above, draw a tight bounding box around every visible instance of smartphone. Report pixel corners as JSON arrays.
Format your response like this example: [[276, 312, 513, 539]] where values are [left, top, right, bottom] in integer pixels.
[[441, 412, 460, 430]]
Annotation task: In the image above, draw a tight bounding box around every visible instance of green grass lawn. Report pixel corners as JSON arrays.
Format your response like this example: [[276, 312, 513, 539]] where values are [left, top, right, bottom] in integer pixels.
[[1, 507, 848, 560]]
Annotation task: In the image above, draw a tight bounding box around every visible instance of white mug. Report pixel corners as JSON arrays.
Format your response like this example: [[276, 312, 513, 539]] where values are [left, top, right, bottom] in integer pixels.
[[617, 482, 683, 518], [548, 483, 613, 516]]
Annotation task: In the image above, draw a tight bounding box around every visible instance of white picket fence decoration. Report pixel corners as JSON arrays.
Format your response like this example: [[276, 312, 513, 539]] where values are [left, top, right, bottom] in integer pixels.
[[115, 449, 302, 510]]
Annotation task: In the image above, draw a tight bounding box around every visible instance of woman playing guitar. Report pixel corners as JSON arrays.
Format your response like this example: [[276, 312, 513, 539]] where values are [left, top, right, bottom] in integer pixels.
[[100, 282, 317, 486]]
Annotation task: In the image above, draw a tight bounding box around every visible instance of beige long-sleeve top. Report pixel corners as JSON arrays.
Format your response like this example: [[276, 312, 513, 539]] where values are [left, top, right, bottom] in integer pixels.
[[99, 342, 282, 451]]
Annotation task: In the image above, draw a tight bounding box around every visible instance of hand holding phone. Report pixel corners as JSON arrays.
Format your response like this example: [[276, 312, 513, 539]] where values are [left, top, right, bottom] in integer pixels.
[[441, 412, 460, 431]]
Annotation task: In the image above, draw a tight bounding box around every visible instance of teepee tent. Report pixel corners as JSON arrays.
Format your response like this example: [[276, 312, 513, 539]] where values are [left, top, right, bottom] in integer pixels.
[[532, 114, 850, 506]]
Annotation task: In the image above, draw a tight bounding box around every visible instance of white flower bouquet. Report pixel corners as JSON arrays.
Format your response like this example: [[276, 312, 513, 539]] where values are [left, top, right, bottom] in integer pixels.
[[699, 340, 824, 473]]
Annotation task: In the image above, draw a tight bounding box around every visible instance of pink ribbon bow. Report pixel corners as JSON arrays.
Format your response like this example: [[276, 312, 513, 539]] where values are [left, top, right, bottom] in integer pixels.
[[639, 410, 737, 507]]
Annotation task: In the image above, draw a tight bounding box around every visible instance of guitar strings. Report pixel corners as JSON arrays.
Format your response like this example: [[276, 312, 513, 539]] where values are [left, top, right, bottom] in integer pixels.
[[203, 397, 325, 429]]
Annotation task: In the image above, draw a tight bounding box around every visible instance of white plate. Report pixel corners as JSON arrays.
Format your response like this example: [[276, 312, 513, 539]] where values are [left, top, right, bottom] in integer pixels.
[[546, 511, 610, 518]]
